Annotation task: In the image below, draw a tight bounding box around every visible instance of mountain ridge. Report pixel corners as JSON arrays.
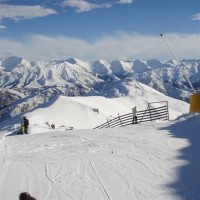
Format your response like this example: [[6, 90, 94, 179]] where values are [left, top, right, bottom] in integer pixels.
[[0, 56, 198, 121]]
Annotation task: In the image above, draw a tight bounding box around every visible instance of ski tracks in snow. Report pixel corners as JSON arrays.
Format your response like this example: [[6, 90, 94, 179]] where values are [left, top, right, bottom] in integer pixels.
[[44, 163, 77, 200], [0, 124, 186, 200], [89, 161, 112, 200]]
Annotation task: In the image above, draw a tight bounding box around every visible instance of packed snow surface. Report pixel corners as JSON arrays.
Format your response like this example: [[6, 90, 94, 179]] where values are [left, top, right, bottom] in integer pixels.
[[0, 94, 199, 200], [0, 114, 200, 200]]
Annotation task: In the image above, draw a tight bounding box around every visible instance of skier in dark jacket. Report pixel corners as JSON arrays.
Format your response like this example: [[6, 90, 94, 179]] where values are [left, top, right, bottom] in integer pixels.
[[23, 116, 29, 134]]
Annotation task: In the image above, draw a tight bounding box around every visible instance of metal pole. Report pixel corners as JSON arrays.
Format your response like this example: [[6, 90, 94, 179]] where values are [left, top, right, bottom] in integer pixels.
[[160, 34, 196, 94]]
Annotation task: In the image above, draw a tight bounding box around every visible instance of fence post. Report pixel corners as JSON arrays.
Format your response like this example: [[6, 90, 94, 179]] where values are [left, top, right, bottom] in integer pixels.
[[139, 105, 149, 123], [118, 113, 122, 126], [107, 119, 110, 128], [148, 103, 152, 121], [132, 108, 134, 124], [166, 101, 169, 120]]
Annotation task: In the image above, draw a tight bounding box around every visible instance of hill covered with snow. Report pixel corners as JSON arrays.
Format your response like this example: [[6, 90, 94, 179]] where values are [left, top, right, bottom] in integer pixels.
[[0, 80, 189, 130], [0, 56, 198, 121]]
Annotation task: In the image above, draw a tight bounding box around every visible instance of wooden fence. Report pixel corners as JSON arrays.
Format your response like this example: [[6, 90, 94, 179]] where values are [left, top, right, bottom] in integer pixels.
[[94, 101, 169, 129]]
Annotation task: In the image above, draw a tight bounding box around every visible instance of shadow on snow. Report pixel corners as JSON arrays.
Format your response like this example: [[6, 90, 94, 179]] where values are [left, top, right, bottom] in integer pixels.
[[159, 114, 200, 200]]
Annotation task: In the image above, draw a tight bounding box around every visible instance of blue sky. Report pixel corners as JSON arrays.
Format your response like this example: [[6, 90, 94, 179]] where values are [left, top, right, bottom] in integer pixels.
[[0, 0, 200, 61]]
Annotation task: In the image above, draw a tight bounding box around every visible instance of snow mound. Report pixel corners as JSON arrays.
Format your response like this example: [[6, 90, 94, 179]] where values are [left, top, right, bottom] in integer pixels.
[[24, 93, 189, 131]]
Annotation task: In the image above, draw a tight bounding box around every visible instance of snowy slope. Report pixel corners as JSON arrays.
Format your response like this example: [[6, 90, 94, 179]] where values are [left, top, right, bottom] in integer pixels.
[[1, 73, 190, 123], [0, 56, 198, 200], [1, 56, 200, 109], [0, 82, 189, 132], [5, 86, 186, 131], [0, 113, 199, 200]]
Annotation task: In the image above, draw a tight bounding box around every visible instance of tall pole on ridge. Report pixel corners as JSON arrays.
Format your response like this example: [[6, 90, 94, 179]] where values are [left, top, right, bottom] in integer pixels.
[[160, 34, 196, 94]]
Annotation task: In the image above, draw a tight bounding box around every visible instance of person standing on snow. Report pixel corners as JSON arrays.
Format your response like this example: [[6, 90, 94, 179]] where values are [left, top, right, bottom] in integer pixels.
[[132, 106, 138, 124], [23, 116, 29, 134]]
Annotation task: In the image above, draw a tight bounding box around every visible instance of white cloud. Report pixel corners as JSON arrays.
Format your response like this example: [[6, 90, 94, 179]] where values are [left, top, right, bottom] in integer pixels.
[[191, 13, 200, 20], [0, 4, 57, 21], [118, 0, 134, 4], [61, 0, 112, 12], [0, 33, 200, 61], [0, 24, 6, 29]]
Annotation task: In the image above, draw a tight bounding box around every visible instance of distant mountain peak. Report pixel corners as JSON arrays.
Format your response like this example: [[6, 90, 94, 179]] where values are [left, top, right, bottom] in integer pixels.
[[66, 57, 80, 64], [1, 56, 24, 71], [0, 56, 199, 122]]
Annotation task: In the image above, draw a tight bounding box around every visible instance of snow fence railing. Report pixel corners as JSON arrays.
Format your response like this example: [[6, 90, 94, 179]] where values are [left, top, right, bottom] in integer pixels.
[[94, 101, 169, 129]]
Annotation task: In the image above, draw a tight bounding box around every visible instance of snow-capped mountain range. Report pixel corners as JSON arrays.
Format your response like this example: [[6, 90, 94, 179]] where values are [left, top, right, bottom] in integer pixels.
[[0, 56, 199, 121]]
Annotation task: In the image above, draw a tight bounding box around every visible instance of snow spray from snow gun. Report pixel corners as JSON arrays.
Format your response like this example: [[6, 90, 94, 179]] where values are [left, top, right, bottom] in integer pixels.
[[160, 34, 200, 113]]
